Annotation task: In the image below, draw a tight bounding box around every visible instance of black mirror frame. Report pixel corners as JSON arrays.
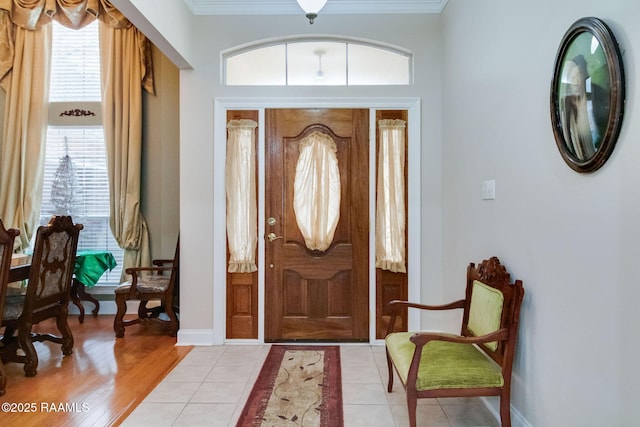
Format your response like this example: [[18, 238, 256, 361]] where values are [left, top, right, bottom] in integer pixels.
[[550, 17, 625, 173]]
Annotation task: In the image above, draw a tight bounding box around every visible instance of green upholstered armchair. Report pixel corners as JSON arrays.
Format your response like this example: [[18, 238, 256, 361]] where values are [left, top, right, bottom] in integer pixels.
[[385, 257, 524, 427]]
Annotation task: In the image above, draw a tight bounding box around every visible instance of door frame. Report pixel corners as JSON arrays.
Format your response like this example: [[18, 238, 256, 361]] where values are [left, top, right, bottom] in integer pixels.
[[213, 97, 421, 344]]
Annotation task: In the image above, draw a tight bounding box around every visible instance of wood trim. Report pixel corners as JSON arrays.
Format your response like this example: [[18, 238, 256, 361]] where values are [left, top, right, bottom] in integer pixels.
[[226, 110, 259, 339]]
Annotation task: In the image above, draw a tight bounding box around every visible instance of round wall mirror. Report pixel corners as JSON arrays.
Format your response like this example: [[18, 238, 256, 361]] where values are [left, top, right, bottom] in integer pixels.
[[550, 17, 625, 173]]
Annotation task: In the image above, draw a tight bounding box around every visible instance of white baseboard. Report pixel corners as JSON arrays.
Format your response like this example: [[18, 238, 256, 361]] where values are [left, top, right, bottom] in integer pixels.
[[176, 329, 216, 346], [67, 300, 146, 316], [480, 397, 532, 427]]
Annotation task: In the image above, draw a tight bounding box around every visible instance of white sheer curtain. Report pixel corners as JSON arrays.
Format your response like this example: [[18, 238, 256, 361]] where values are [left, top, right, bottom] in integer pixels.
[[293, 131, 341, 252], [226, 119, 258, 273], [376, 119, 406, 273]]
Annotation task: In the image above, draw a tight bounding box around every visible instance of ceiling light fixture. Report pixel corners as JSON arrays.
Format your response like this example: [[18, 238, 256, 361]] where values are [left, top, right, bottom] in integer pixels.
[[315, 50, 326, 81], [296, 0, 328, 24]]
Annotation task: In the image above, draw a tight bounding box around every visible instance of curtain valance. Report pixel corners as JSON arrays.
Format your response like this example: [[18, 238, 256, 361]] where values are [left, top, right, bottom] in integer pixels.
[[0, 0, 153, 93], [0, 0, 131, 30]]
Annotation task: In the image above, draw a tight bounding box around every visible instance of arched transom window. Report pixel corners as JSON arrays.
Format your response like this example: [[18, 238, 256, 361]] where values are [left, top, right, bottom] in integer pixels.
[[223, 36, 412, 86]]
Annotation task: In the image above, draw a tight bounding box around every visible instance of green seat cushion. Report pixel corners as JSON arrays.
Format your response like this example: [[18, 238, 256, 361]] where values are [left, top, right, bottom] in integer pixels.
[[386, 332, 504, 391]]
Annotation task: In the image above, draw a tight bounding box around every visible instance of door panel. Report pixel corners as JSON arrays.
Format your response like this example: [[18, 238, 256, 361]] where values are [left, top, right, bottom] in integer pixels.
[[265, 108, 369, 341]]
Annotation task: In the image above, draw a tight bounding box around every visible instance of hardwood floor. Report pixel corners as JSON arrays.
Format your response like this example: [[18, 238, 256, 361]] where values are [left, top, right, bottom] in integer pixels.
[[0, 314, 192, 426]]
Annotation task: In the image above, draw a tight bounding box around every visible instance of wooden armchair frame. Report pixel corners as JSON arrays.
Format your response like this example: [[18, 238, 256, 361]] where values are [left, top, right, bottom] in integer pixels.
[[114, 239, 179, 337], [137, 253, 180, 319], [385, 256, 524, 427]]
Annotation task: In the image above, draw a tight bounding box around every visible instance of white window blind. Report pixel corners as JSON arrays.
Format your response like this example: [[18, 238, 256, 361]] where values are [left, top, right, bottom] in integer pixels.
[[49, 22, 101, 102], [38, 20, 123, 286]]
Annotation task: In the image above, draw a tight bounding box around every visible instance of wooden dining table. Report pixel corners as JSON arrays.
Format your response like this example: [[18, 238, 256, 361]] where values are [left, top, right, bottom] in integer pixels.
[[8, 250, 116, 323]]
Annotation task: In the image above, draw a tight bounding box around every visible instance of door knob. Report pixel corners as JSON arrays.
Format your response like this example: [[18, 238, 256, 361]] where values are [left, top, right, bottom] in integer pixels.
[[267, 232, 283, 242]]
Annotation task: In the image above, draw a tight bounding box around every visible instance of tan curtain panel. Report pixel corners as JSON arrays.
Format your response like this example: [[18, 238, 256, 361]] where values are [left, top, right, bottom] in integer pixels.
[[376, 119, 407, 273], [226, 119, 258, 273], [99, 20, 152, 275], [0, 10, 14, 88], [0, 18, 50, 251], [293, 131, 341, 252]]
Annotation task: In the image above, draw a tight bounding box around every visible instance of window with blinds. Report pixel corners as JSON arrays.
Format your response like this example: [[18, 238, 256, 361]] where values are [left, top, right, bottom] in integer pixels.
[[38, 20, 124, 286], [49, 21, 101, 102]]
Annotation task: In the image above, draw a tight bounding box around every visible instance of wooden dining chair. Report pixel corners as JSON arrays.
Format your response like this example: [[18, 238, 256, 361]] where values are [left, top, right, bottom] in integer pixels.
[[1, 216, 83, 377], [114, 238, 179, 337], [0, 219, 20, 394]]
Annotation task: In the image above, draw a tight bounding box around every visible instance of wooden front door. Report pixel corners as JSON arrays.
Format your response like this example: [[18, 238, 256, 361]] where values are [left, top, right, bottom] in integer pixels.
[[265, 109, 369, 341]]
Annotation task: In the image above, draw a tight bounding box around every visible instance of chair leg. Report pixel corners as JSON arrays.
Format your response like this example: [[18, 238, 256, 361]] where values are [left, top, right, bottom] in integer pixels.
[[56, 305, 74, 356], [0, 362, 6, 396], [114, 293, 127, 338], [138, 300, 150, 319], [164, 297, 179, 337], [407, 389, 417, 427], [500, 394, 512, 427], [70, 278, 86, 324], [1, 326, 16, 343], [386, 348, 394, 392], [18, 321, 38, 377]]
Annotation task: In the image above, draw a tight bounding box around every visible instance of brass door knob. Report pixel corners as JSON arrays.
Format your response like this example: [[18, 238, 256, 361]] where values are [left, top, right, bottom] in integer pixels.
[[267, 232, 283, 242]]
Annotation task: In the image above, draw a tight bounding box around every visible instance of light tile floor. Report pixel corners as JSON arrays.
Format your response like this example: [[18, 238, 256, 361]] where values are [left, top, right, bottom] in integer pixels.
[[122, 345, 499, 427]]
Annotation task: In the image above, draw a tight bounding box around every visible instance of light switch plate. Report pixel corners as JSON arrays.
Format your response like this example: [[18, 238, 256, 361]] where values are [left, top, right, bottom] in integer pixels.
[[481, 179, 495, 200]]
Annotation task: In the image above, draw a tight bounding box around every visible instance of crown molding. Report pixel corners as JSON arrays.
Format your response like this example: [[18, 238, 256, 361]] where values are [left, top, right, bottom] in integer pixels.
[[183, 0, 448, 15]]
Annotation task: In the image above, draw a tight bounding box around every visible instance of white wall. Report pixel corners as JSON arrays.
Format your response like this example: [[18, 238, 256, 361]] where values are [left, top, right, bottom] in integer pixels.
[[442, 0, 639, 425], [112, 0, 195, 69], [141, 45, 180, 259]]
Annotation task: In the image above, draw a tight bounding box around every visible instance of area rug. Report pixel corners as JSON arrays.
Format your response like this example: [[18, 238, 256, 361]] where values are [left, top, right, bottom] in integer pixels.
[[236, 345, 343, 427]]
